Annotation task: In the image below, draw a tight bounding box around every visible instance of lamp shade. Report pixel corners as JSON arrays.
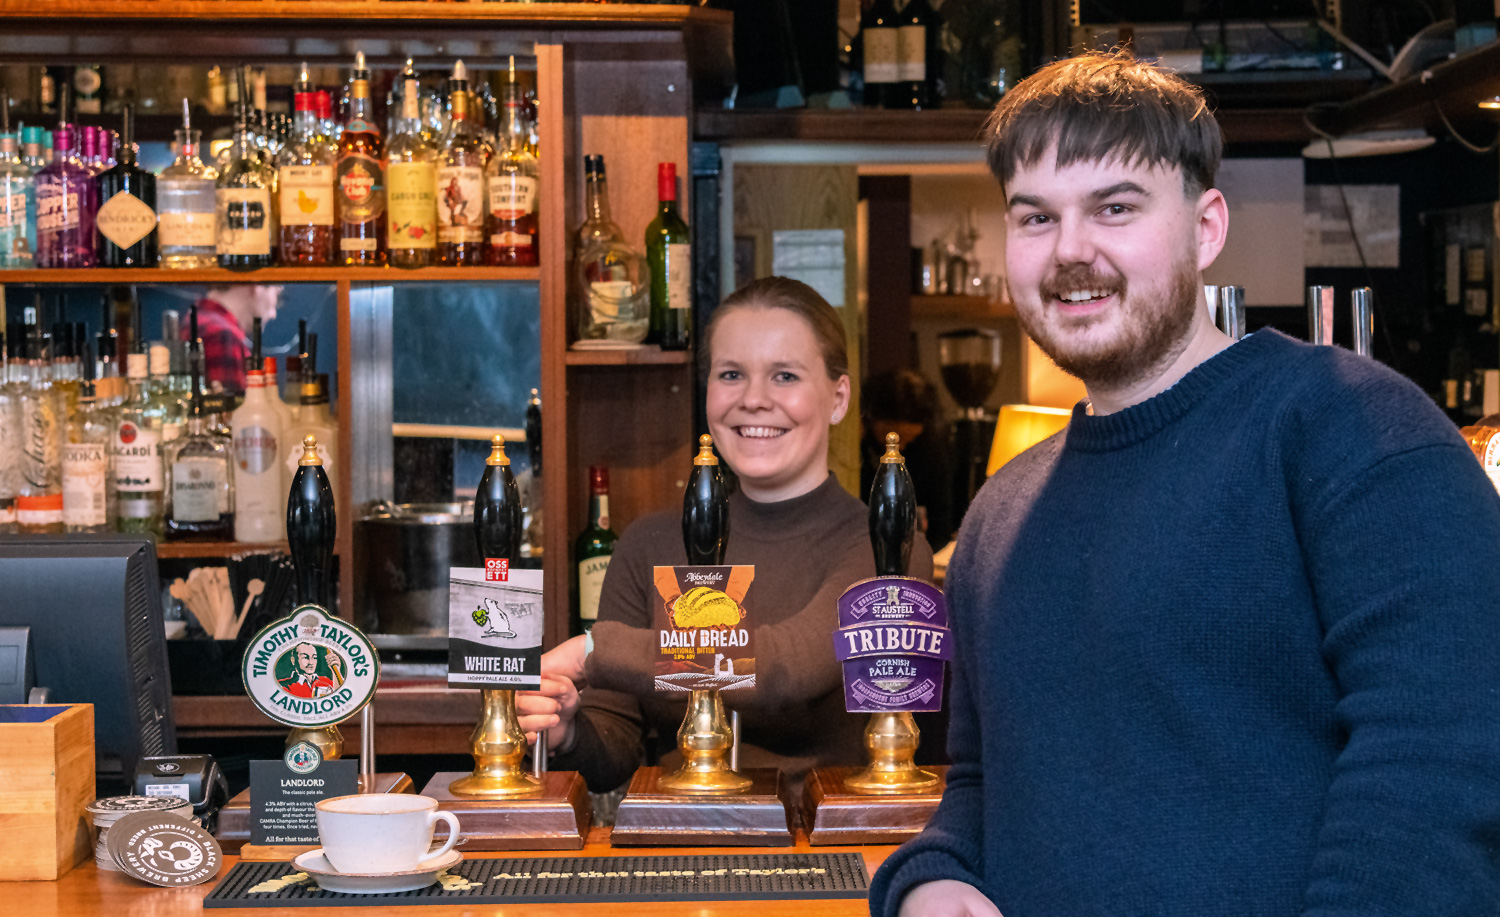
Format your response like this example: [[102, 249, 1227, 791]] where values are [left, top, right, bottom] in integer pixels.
[[987, 404, 1072, 476]]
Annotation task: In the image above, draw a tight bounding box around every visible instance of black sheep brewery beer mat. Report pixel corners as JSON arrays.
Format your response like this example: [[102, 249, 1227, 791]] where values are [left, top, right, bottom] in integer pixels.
[[204, 852, 869, 906]]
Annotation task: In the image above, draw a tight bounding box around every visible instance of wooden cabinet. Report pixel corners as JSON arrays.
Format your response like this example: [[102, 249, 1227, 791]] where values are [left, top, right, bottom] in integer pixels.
[[0, 2, 732, 647]]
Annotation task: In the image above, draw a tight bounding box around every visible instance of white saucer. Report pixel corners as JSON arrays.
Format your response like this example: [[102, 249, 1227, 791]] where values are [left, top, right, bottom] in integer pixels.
[[292, 848, 463, 895]]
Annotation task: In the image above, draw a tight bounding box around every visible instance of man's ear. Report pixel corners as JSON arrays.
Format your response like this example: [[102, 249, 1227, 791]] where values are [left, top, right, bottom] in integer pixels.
[[1196, 188, 1229, 272]]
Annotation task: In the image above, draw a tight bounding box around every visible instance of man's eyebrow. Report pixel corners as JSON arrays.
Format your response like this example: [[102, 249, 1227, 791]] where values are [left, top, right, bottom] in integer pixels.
[[1008, 193, 1044, 209], [1089, 181, 1149, 201]]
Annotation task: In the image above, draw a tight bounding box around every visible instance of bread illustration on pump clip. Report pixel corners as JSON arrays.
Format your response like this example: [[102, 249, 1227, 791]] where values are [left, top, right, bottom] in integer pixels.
[[671, 586, 742, 629]]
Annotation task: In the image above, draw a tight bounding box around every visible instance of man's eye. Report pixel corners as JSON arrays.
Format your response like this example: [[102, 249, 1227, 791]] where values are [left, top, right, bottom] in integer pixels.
[[1021, 213, 1050, 226], [1101, 203, 1132, 217]]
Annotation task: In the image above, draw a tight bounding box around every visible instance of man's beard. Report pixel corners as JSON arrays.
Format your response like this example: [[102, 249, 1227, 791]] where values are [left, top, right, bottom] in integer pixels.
[[1018, 255, 1201, 391]]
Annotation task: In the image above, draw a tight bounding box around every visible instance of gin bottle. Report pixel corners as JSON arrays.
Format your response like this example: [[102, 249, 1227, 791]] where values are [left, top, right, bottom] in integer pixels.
[[17, 315, 63, 534], [96, 103, 158, 267], [115, 351, 165, 537], [158, 99, 218, 269], [35, 124, 98, 268], [165, 356, 234, 542], [0, 101, 37, 269]]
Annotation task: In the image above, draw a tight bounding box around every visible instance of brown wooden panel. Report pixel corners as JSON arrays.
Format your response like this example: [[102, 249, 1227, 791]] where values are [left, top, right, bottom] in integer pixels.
[[538, 42, 571, 648], [732, 164, 862, 497]]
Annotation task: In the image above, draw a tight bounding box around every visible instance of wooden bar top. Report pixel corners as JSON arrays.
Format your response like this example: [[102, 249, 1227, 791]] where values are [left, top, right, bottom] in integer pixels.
[[1, 828, 897, 916]]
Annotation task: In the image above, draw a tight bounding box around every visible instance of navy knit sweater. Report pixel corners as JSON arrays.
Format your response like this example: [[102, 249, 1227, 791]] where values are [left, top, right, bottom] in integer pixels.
[[870, 329, 1500, 917]]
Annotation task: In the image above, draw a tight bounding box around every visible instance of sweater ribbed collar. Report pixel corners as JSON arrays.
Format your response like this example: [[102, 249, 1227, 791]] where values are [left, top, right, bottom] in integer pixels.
[[1064, 329, 1295, 453], [729, 472, 848, 541]]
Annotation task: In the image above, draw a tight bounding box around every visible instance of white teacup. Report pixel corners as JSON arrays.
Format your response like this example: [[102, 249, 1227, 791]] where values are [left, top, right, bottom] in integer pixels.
[[314, 793, 460, 875]]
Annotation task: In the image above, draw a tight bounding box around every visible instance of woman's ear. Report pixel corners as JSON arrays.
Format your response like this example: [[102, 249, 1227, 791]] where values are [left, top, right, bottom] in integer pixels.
[[830, 374, 851, 425]]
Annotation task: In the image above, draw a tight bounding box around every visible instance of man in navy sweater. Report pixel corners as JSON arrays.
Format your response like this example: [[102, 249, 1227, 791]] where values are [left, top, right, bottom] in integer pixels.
[[871, 51, 1500, 916]]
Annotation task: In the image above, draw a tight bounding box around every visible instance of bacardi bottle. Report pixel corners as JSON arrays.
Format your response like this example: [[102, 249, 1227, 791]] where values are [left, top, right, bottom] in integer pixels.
[[115, 350, 165, 537]]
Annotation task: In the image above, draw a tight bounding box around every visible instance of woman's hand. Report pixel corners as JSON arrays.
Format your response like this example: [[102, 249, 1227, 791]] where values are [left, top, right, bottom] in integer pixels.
[[898, 881, 1002, 917], [516, 674, 581, 753]]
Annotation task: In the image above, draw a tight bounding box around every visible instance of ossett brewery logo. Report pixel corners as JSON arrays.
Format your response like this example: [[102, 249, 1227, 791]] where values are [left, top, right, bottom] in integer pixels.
[[485, 557, 509, 582], [242, 605, 378, 728], [283, 741, 322, 775]]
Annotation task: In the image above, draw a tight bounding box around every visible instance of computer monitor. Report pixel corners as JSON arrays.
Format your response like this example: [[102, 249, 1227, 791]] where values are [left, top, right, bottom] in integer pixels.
[[0, 535, 176, 793]]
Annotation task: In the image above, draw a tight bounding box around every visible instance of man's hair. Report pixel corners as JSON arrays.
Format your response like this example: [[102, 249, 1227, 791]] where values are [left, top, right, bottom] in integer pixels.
[[984, 50, 1222, 196]]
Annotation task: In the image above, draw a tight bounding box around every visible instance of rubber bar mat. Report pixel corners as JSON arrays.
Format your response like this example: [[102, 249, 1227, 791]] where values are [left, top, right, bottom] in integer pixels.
[[203, 852, 869, 907]]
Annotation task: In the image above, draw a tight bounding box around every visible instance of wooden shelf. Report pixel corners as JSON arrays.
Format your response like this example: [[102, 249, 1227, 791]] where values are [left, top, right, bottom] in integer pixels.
[[565, 345, 692, 366], [0, 266, 541, 284], [156, 540, 288, 560], [1312, 41, 1500, 137], [0, 1, 731, 28], [910, 294, 1014, 321]]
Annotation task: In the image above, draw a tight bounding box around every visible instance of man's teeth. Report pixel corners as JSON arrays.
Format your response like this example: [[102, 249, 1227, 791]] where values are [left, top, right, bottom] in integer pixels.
[[738, 426, 786, 438], [1060, 289, 1108, 302]]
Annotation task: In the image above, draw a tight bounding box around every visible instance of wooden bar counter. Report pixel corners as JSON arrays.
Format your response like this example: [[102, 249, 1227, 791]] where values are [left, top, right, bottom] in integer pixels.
[[2, 829, 897, 916]]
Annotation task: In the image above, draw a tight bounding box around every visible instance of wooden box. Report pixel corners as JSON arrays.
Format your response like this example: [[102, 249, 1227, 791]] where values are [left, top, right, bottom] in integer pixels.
[[0, 704, 94, 880]]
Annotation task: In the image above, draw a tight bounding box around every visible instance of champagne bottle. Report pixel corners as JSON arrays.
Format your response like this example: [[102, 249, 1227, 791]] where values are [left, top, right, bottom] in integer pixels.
[[386, 58, 438, 269], [682, 434, 728, 565], [474, 433, 521, 566], [646, 161, 691, 349], [572, 465, 618, 637], [337, 51, 386, 265], [287, 433, 336, 608], [869, 432, 917, 577]]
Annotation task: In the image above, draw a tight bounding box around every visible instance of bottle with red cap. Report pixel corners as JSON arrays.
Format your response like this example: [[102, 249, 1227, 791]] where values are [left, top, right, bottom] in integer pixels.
[[645, 161, 690, 350], [278, 64, 337, 265], [572, 464, 618, 637]]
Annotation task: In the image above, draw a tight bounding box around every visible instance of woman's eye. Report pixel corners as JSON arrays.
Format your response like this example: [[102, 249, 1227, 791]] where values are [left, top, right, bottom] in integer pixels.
[[717, 370, 741, 382], [775, 371, 799, 383]]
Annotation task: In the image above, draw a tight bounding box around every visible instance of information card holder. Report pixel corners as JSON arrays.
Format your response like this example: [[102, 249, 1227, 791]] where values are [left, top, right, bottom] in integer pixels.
[[802, 434, 953, 845], [216, 603, 411, 858], [418, 558, 590, 850]]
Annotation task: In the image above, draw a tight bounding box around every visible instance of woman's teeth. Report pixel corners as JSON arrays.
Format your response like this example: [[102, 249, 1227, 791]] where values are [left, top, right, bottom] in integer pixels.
[[737, 426, 787, 439]]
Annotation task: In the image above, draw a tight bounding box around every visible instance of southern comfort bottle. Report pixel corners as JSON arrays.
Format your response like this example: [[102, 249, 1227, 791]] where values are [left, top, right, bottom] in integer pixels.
[[337, 51, 386, 265]]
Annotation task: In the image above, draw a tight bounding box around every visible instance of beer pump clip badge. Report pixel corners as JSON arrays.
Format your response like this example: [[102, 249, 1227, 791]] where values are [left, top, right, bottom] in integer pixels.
[[834, 577, 950, 713], [242, 604, 379, 728]]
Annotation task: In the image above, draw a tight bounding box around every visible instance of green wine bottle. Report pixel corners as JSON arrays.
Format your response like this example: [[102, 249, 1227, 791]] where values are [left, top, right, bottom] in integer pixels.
[[645, 162, 691, 350], [572, 465, 618, 637]]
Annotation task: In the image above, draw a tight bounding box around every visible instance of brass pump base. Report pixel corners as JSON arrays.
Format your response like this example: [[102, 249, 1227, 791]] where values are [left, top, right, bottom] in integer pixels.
[[286, 725, 344, 762], [843, 711, 940, 794], [657, 687, 752, 794], [450, 688, 543, 798]]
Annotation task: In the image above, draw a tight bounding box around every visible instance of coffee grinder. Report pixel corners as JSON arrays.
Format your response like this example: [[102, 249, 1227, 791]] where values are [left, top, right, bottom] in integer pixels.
[[937, 328, 1001, 517]]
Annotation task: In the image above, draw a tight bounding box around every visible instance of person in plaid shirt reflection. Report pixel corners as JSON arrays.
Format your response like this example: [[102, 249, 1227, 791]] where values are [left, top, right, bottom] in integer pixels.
[[182, 284, 283, 394]]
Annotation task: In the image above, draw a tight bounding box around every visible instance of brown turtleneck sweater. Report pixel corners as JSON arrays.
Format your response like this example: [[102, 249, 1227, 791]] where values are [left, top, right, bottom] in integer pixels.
[[551, 473, 935, 796]]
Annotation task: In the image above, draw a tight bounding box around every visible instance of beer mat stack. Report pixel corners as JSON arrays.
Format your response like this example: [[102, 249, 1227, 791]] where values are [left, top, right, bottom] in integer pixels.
[[204, 852, 871, 906], [87, 796, 222, 886]]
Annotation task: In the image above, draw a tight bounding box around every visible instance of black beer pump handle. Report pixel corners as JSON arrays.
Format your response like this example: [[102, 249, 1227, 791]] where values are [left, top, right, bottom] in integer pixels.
[[869, 432, 917, 578], [287, 434, 336, 608], [474, 434, 521, 561], [683, 434, 730, 566]]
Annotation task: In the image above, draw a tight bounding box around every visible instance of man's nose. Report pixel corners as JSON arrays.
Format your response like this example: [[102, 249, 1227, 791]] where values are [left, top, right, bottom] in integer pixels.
[[1052, 216, 1096, 266]]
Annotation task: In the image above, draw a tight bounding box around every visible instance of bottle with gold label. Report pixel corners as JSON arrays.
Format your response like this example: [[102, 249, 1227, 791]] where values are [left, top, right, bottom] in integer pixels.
[[158, 99, 218, 270], [337, 51, 385, 265], [485, 56, 538, 267], [386, 58, 437, 269], [278, 63, 336, 265], [96, 103, 157, 267], [436, 60, 486, 266]]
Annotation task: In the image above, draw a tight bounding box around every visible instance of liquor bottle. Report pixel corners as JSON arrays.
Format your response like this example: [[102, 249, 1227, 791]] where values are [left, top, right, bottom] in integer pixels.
[[485, 56, 539, 267], [232, 356, 285, 543], [73, 65, 104, 115], [283, 345, 337, 498], [35, 125, 98, 268], [386, 58, 438, 269], [62, 347, 117, 534], [474, 433, 521, 567], [574, 154, 622, 254], [150, 343, 185, 445], [572, 465, 618, 637], [683, 434, 728, 566], [869, 433, 917, 577], [287, 433, 336, 608], [158, 99, 219, 270], [49, 321, 81, 421], [80, 125, 101, 175], [337, 51, 386, 265], [861, 0, 900, 109], [115, 350, 165, 537], [21, 126, 46, 171], [436, 60, 486, 266], [216, 90, 276, 271], [0, 330, 23, 533], [96, 103, 158, 267], [893, 0, 940, 110], [646, 162, 691, 349], [0, 101, 37, 269], [519, 387, 544, 565], [278, 64, 337, 265], [17, 315, 63, 534], [165, 357, 234, 541]]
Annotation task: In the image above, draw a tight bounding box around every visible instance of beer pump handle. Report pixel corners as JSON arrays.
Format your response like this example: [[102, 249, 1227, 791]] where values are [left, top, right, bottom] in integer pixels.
[[683, 434, 730, 566], [287, 434, 336, 607], [474, 434, 522, 562], [869, 433, 917, 578]]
